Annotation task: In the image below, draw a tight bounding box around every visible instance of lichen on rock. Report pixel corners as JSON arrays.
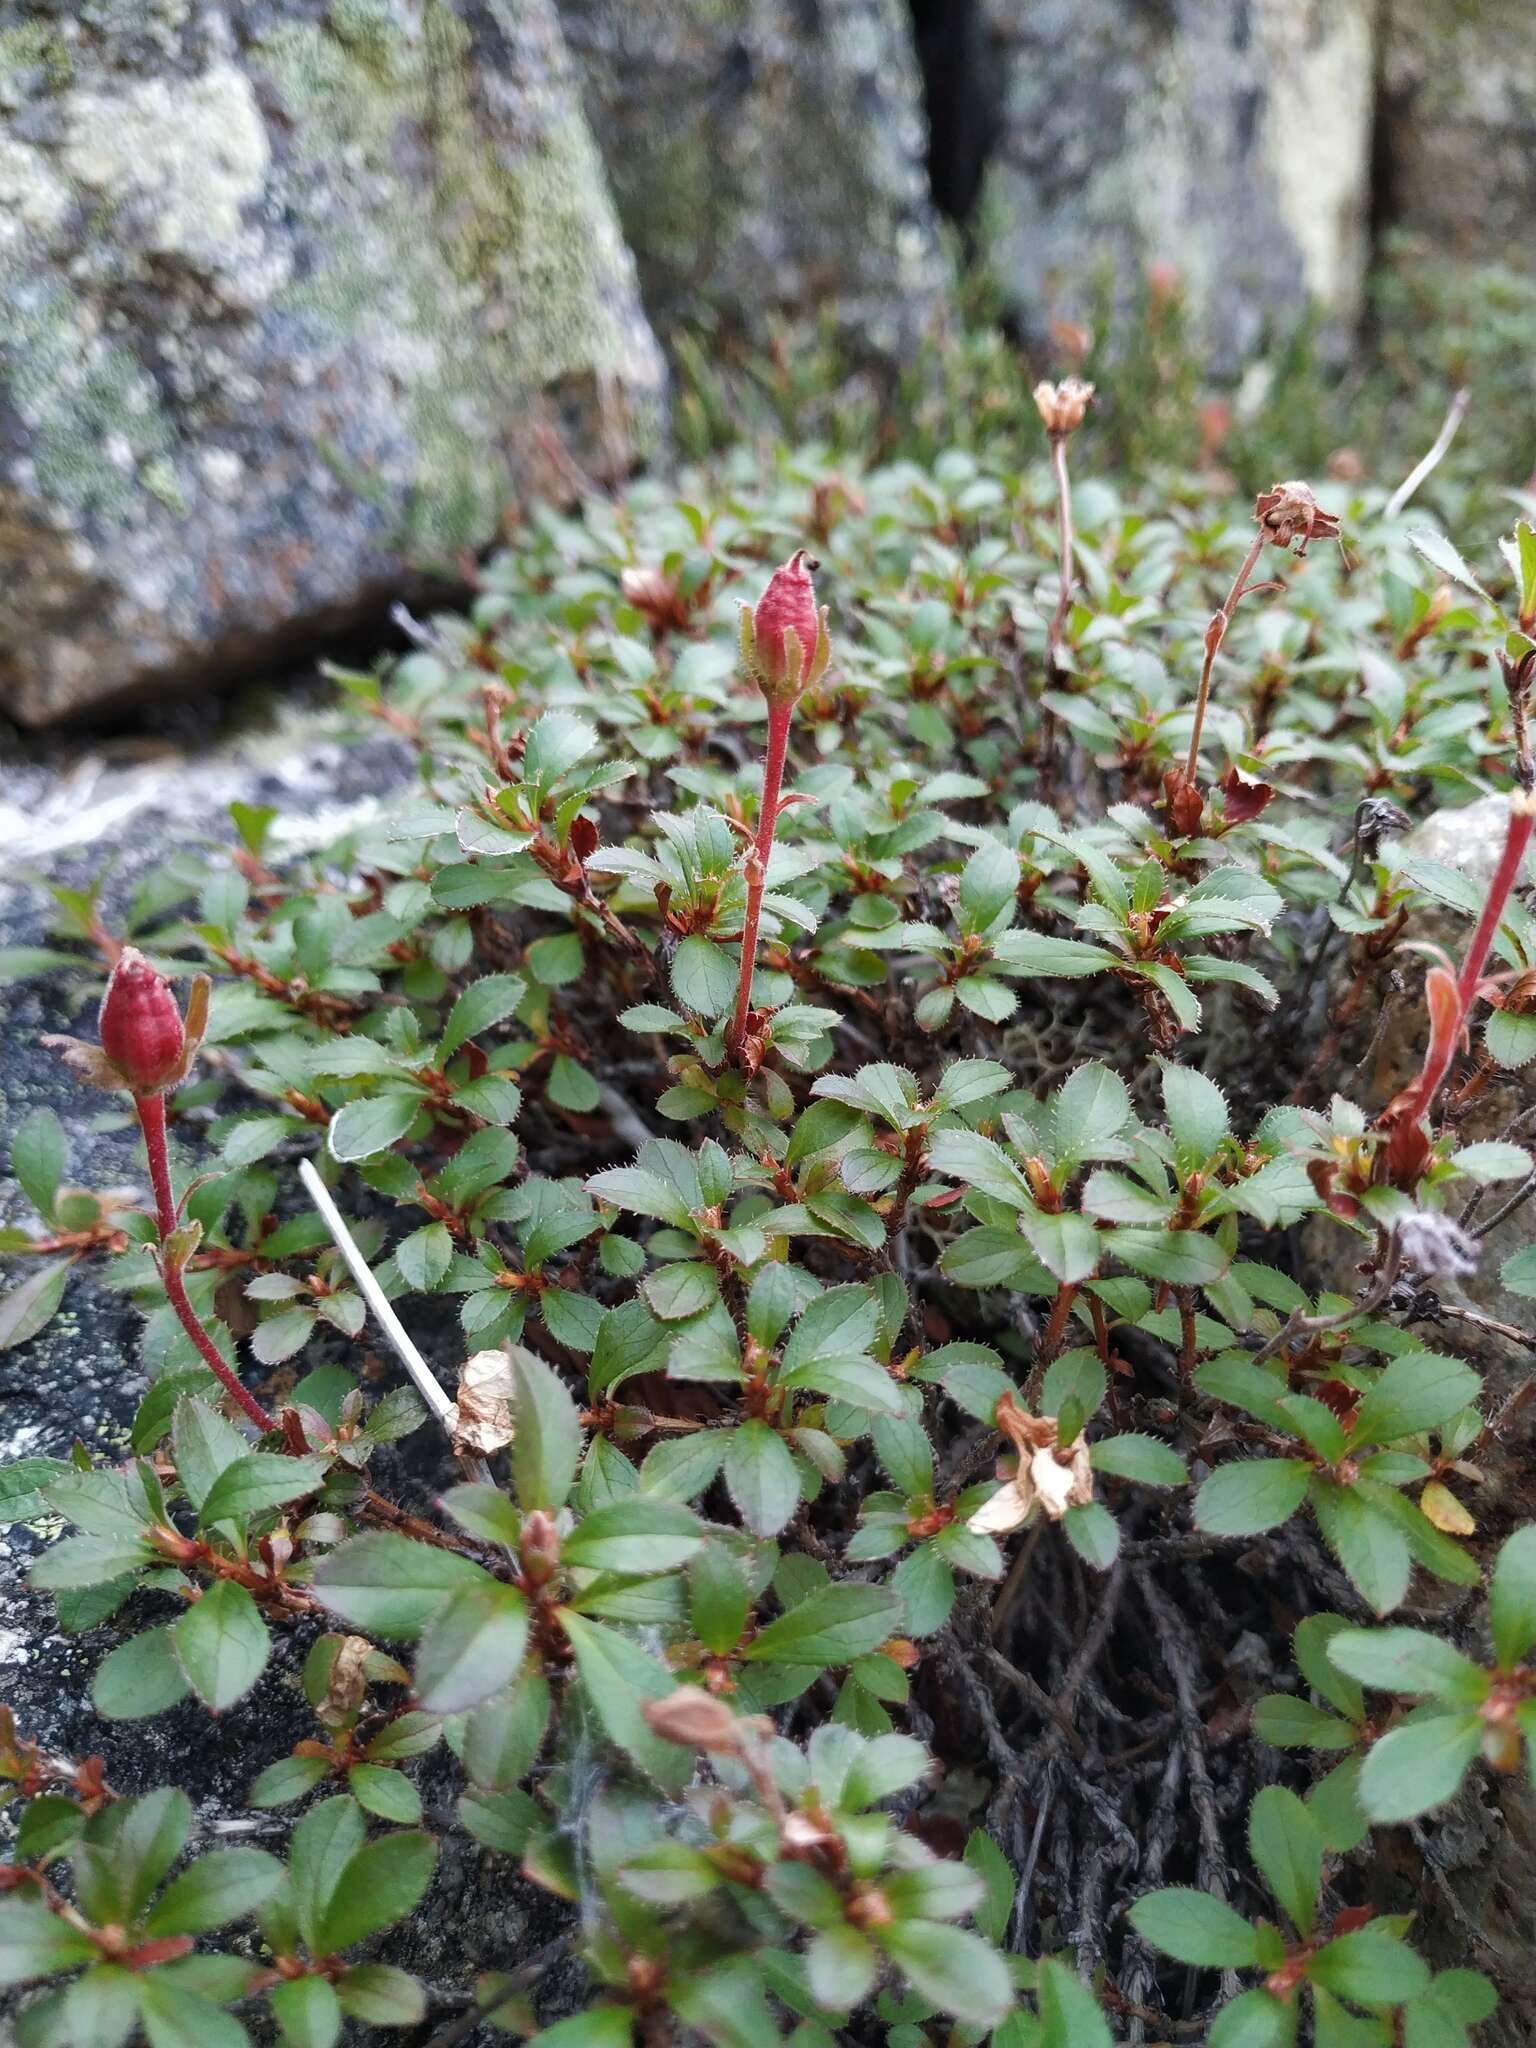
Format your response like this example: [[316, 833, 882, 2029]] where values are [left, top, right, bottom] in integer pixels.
[[0, 0, 665, 727]]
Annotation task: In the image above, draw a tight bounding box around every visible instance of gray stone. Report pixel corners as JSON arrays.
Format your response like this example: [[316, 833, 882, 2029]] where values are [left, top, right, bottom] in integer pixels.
[[1380, 0, 1536, 271], [980, 0, 1375, 364], [556, 0, 950, 350], [0, 1, 666, 728]]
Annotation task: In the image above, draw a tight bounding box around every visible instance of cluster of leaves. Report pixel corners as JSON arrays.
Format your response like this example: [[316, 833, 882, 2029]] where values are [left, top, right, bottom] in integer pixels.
[[5, 357, 1536, 2048], [0, 1750, 433, 2048]]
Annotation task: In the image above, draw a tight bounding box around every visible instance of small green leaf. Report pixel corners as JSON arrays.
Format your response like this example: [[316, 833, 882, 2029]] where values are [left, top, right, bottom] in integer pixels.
[[327, 1091, 424, 1162], [0, 1898, 97, 1985], [806, 1923, 877, 2012], [335, 1965, 426, 2026], [1349, 1351, 1480, 1447], [672, 934, 737, 1017], [963, 1829, 1015, 1946], [315, 1533, 493, 1638], [1129, 1886, 1262, 1967], [526, 2011, 635, 2048], [1247, 1787, 1320, 1937], [268, 1975, 341, 2048], [347, 1764, 423, 1824], [725, 1421, 801, 1538], [1309, 1927, 1430, 2006], [1309, 1481, 1411, 1616], [413, 1584, 530, 1713], [561, 1610, 687, 1791], [0, 1259, 72, 1353], [440, 973, 527, 1059], [315, 1833, 438, 1953], [1090, 1434, 1186, 1487], [198, 1453, 329, 1530], [1205, 1988, 1295, 2047], [1490, 1524, 1536, 1669], [395, 1223, 454, 1292], [1356, 1713, 1482, 1822], [1037, 1956, 1115, 2048], [1160, 1063, 1230, 1167], [93, 1626, 192, 1720], [30, 1533, 153, 1590], [1251, 1696, 1357, 1752], [560, 1497, 703, 1575], [172, 1579, 270, 1712], [1327, 1627, 1489, 1706], [1194, 1459, 1310, 1537], [11, 1108, 67, 1222], [743, 1584, 904, 1666], [509, 1347, 584, 1510], [876, 1920, 1012, 2027], [142, 1847, 284, 1936], [1063, 1501, 1120, 1571], [0, 1456, 69, 1525]]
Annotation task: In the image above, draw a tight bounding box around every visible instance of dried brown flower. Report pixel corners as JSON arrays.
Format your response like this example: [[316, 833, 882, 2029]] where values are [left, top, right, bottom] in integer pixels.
[[970, 1396, 1094, 1532], [1033, 377, 1095, 439], [1253, 481, 1341, 556], [447, 1348, 516, 1456]]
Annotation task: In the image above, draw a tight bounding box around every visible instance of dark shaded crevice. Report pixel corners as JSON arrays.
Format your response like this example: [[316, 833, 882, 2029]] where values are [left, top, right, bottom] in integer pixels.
[[904, 0, 1004, 238], [1365, 0, 1403, 266], [0, 574, 469, 748]]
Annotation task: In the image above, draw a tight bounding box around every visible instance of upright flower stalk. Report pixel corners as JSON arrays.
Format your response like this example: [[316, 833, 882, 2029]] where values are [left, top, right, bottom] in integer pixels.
[[46, 950, 275, 1435], [1033, 379, 1094, 681], [1179, 481, 1340, 796], [727, 551, 831, 1065]]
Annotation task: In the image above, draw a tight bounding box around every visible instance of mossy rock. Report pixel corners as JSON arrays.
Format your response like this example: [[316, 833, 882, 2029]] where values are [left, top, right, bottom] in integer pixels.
[[978, 0, 1375, 366], [0, 0, 665, 727], [556, 0, 950, 350]]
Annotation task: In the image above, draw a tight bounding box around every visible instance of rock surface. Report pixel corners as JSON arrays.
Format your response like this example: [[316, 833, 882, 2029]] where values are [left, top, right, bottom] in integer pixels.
[[0, 0, 665, 728], [1380, 0, 1536, 271], [980, 0, 1375, 364], [556, 0, 949, 350]]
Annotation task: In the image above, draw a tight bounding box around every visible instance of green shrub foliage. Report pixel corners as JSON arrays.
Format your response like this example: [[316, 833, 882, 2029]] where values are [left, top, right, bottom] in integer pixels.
[[4, 346, 1534, 2046]]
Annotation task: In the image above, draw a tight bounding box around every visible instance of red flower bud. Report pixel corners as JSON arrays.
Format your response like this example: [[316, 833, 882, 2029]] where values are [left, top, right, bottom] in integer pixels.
[[98, 949, 186, 1095], [751, 550, 821, 696]]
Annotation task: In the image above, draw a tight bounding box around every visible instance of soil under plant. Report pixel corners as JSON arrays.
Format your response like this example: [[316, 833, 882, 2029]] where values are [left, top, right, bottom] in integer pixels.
[[2, 352, 1535, 2048]]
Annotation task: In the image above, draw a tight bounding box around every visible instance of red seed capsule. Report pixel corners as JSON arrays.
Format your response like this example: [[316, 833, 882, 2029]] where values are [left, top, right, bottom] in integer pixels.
[[98, 948, 186, 1095]]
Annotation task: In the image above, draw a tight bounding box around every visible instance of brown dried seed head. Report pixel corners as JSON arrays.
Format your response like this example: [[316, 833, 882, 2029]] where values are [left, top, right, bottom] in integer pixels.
[[1253, 480, 1340, 554], [1033, 377, 1095, 439]]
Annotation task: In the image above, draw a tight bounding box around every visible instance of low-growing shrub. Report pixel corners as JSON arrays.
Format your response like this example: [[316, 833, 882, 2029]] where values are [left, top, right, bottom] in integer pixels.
[[3, 371, 1534, 2046]]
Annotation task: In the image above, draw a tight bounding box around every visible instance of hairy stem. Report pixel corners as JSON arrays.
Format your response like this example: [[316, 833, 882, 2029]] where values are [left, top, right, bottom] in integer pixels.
[[1183, 531, 1266, 786], [136, 1092, 274, 1434], [728, 700, 793, 1059]]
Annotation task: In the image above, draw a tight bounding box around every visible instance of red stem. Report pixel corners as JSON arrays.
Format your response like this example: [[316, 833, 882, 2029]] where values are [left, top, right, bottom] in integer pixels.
[[1407, 796, 1536, 1126], [1183, 530, 1266, 786], [135, 1092, 274, 1434], [728, 701, 792, 1058], [1454, 800, 1535, 1012]]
